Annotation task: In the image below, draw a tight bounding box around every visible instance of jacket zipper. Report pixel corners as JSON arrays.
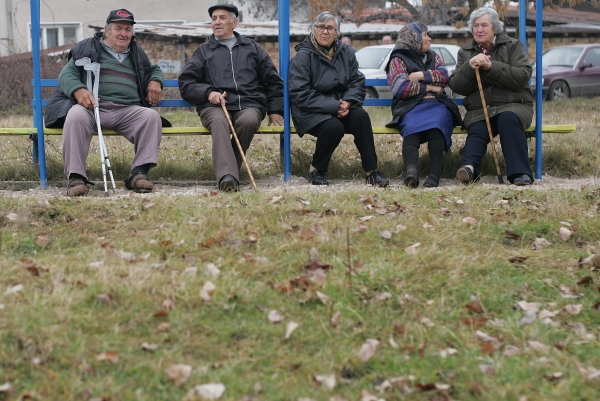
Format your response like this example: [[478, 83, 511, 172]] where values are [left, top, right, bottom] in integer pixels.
[[229, 49, 241, 110]]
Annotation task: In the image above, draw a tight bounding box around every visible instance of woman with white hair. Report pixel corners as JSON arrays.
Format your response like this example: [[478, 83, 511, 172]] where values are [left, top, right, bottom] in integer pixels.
[[288, 11, 389, 187], [449, 7, 534, 186]]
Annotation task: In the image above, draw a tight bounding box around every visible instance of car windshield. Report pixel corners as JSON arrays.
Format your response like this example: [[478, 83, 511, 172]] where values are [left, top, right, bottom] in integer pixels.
[[532, 47, 583, 68], [356, 47, 391, 69]]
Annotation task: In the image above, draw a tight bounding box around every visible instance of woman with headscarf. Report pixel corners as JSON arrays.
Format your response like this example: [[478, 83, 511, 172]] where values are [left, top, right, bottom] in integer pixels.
[[288, 11, 389, 187], [449, 7, 534, 186], [385, 22, 462, 188]]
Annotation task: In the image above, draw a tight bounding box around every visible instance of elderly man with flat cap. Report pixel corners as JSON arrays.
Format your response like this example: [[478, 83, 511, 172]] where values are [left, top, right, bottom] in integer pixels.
[[179, 3, 284, 192], [45, 8, 169, 196]]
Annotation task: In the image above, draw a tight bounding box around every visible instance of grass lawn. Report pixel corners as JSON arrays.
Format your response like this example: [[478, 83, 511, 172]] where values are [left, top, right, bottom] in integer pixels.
[[0, 98, 600, 400]]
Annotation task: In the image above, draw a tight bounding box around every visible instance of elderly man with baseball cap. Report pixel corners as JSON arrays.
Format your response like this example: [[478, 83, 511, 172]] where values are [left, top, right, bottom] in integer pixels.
[[179, 3, 284, 192], [45, 8, 170, 196]]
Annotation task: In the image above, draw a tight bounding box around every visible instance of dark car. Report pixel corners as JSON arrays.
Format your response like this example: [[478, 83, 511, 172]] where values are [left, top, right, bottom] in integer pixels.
[[531, 44, 600, 100]]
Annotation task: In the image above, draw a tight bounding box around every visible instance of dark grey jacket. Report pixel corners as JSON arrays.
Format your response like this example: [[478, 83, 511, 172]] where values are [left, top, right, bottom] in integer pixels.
[[288, 37, 365, 136], [45, 32, 170, 128], [178, 32, 284, 116], [448, 32, 533, 129]]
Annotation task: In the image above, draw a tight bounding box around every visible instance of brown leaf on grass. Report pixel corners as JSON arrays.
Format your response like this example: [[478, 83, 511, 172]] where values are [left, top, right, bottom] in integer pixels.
[[461, 317, 488, 328], [268, 310, 285, 323], [465, 297, 484, 314], [479, 364, 495, 375], [418, 341, 427, 358], [475, 330, 500, 346], [559, 227, 572, 241], [142, 199, 156, 209], [415, 382, 436, 391], [329, 395, 349, 401], [299, 228, 316, 241], [141, 342, 159, 351], [199, 237, 219, 248], [564, 304, 583, 315], [162, 299, 175, 311], [394, 322, 406, 334], [351, 222, 368, 234], [306, 247, 331, 270], [508, 255, 528, 263], [480, 341, 495, 355], [440, 207, 451, 216], [544, 372, 563, 383], [532, 237, 552, 250], [516, 301, 541, 313], [165, 364, 192, 387], [503, 345, 521, 357], [419, 317, 435, 327], [577, 276, 594, 286], [505, 229, 521, 238], [519, 312, 537, 326], [95, 351, 119, 363], [200, 281, 216, 301], [204, 263, 221, 278], [357, 338, 380, 362], [96, 293, 112, 305], [35, 234, 49, 248], [359, 389, 379, 401], [247, 232, 259, 243], [527, 340, 550, 354], [405, 242, 421, 255], [462, 216, 477, 225], [379, 230, 392, 239], [316, 291, 330, 305], [559, 284, 583, 299], [313, 374, 336, 390], [330, 311, 341, 328], [154, 310, 169, 318], [157, 322, 170, 331]]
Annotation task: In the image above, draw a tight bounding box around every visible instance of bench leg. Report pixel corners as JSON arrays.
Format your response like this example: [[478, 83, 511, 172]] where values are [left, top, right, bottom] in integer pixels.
[[29, 133, 39, 165]]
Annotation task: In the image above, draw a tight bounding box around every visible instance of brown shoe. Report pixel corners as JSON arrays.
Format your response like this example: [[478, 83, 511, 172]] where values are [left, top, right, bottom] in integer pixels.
[[124, 173, 154, 193], [66, 178, 89, 197]]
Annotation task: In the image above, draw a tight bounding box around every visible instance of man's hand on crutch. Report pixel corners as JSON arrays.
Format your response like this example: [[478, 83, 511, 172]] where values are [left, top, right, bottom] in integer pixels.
[[74, 58, 117, 196]]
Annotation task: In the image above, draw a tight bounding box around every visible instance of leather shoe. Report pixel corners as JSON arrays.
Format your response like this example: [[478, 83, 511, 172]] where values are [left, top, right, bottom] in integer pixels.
[[423, 175, 440, 188], [219, 174, 239, 192], [308, 170, 328, 185], [366, 169, 389, 187], [513, 174, 533, 186], [403, 167, 419, 188]]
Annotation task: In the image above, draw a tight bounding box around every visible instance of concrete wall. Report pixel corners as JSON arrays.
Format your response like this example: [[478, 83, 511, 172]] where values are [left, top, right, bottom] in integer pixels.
[[2, 0, 212, 57]]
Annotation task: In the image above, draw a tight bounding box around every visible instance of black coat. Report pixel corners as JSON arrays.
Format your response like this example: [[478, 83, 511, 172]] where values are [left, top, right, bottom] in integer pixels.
[[44, 33, 171, 128], [288, 37, 365, 136], [178, 32, 284, 116]]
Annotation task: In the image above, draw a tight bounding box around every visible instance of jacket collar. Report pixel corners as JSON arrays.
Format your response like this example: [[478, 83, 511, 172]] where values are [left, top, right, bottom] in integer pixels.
[[464, 31, 511, 50], [207, 31, 250, 49]]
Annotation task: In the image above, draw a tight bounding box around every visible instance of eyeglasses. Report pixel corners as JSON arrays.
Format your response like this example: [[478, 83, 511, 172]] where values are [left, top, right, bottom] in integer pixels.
[[315, 24, 337, 33]]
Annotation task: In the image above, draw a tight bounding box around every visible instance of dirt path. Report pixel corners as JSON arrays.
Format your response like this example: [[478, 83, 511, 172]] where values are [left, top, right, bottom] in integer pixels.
[[1, 174, 598, 200]]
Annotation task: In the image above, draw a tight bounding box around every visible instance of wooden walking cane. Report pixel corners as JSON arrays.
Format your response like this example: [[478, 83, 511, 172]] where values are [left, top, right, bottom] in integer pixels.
[[221, 92, 259, 191], [474, 67, 504, 184]]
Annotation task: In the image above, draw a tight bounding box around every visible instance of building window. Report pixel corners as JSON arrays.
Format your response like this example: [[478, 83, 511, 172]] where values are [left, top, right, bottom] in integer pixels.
[[29, 23, 83, 51]]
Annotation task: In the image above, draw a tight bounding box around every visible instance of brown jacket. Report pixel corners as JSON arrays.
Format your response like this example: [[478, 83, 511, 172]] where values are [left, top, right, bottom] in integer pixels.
[[449, 32, 533, 129]]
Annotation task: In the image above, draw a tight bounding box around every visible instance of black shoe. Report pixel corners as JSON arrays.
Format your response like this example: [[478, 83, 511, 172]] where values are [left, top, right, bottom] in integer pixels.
[[308, 170, 328, 185], [423, 175, 440, 188], [403, 168, 419, 188], [456, 166, 475, 185], [512, 174, 533, 186], [219, 174, 239, 192], [366, 169, 389, 187]]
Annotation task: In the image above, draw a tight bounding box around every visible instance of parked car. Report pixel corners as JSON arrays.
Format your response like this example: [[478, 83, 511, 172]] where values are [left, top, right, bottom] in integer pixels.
[[530, 44, 600, 100], [355, 44, 461, 98]]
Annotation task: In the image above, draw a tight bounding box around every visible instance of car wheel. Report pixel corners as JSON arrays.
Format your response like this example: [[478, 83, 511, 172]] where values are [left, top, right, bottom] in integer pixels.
[[365, 87, 378, 99], [548, 81, 570, 101]]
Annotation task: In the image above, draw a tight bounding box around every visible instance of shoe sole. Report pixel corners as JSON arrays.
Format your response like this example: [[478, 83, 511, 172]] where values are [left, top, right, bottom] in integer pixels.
[[219, 183, 239, 192], [456, 168, 472, 184], [403, 176, 419, 188]]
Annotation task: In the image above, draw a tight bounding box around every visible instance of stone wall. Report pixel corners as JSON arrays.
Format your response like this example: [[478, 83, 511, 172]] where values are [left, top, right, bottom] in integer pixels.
[[136, 32, 600, 74]]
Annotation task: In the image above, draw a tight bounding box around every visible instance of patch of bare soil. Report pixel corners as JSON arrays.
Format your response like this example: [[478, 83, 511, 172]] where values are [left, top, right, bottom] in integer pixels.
[[1, 174, 598, 199]]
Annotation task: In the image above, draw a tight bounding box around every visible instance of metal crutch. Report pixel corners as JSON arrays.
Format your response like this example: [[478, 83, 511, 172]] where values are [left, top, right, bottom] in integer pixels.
[[75, 58, 117, 195]]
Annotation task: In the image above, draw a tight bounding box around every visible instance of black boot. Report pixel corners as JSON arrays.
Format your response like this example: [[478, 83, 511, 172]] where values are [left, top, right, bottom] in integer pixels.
[[402, 134, 420, 188], [423, 130, 445, 188]]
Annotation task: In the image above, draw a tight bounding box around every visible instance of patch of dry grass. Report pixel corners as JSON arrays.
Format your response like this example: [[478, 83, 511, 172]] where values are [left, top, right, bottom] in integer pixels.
[[1, 185, 600, 400]]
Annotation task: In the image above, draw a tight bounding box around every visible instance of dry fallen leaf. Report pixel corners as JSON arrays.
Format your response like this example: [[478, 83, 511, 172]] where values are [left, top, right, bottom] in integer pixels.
[[95, 351, 119, 363], [544, 372, 563, 383], [157, 322, 170, 332], [374, 379, 391, 393], [559, 227, 572, 241], [204, 263, 221, 278], [0, 382, 13, 393], [516, 301, 541, 313], [141, 342, 159, 351], [4, 284, 24, 296], [162, 298, 175, 311], [564, 304, 584, 315], [439, 348, 458, 358], [518, 312, 537, 327], [284, 321, 299, 340], [419, 317, 435, 327], [165, 364, 192, 387], [330, 311, 341, 328], [35, 234, 50, 248], [532, 237, 552, 250], [359, 389, 379, 401], [475, 330, 499, 346], [462, 217, 477, 225], [268, 309, 285, 323], [314, 374, 336, 390], [379, 230, 392, 239], [357, 338, 380, 362], [316, 291, 330, 305], [465, 296, 484, 314], [503, 345, 521, 357], [405, 242, 421, 255], [479, 364, 495, 375], [189, 383, 226, 400], [527, 340, 550, 354], [200, 281, 216, 301]]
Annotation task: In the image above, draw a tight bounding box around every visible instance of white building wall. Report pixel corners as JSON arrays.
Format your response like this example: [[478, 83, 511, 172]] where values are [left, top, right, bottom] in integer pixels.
[[3, 0, 213, 56]]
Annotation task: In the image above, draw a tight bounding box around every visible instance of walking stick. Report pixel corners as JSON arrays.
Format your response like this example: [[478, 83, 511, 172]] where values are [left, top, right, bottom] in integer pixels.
[[220, 92, 259, 191], [474, 67, 504, 184]]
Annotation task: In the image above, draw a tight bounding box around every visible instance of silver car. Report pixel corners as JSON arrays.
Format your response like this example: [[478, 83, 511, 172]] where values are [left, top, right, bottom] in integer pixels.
[[356, 44, 461, 98]]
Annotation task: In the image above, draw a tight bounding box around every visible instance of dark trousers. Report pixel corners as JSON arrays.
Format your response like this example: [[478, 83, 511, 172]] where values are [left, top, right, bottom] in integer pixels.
[[402, 128, 445, 178], [463, 111, 532, 182], [308, 107, 378, 174]]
